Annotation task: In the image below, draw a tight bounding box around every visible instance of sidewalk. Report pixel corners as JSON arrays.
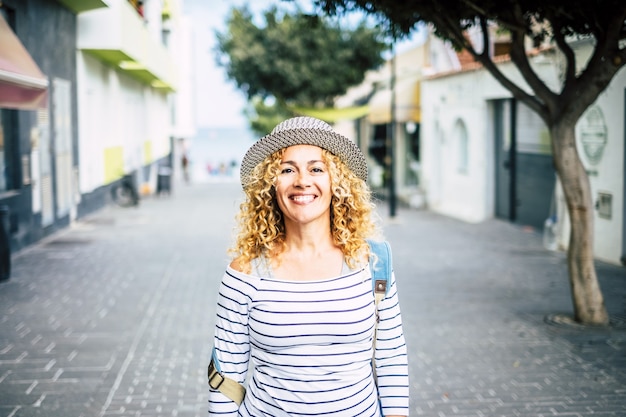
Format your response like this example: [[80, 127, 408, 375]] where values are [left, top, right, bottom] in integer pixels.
[[0, 180, 624, 417], [382, 199, 626, 416]]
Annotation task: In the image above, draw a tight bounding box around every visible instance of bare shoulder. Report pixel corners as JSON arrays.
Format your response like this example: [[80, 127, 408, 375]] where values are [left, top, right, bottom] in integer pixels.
[[229, 256, 248, 273]]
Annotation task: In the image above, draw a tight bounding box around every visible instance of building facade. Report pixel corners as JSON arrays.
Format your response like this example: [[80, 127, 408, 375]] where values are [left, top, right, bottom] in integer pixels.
[[75, 0, 181, 215], [334, 45, 426, 210], [0, 0, 192, 265], [0, 0, 78, 254], [420, 35, 626, 265], [334, 30, 626, 266]]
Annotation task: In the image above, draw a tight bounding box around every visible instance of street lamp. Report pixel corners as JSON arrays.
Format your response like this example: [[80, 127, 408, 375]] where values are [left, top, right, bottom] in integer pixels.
[[387, 45, 397, 218]]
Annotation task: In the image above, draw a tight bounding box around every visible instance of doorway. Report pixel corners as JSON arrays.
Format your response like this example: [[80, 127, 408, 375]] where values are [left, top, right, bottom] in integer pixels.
[[493, 99, 556, 229], [493, 99, 515, 221]]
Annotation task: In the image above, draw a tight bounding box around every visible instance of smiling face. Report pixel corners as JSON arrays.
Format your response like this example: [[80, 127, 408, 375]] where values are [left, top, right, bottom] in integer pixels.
[[274, 145, 333, 229]]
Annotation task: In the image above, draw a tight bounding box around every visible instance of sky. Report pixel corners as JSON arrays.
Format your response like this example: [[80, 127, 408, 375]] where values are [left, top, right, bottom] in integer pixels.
[[182, 0, 275, 129], [182, 0, 425, 130]]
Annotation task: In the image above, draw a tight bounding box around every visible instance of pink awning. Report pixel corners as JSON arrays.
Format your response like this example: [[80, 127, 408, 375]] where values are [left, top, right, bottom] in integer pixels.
[[0, 13, 48, 110]]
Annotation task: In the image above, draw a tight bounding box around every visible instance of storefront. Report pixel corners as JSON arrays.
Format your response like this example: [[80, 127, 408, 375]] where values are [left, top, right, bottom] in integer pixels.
[[367, 73, 423, 207], [0, 0, 78, 258]]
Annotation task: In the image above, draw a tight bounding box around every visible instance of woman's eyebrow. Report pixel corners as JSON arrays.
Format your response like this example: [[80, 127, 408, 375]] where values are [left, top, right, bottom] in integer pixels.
[[280, 160, 325, 165]]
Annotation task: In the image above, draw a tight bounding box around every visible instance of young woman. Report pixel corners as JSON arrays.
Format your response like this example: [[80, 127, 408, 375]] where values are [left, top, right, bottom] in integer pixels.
[[208, 117, 409, 416]]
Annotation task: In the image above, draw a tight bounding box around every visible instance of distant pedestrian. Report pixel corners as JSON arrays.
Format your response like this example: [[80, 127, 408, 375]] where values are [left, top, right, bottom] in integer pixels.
[[137, 0, 144, 17], [207, 117, 409, 416], [181, 153, 189, 183]]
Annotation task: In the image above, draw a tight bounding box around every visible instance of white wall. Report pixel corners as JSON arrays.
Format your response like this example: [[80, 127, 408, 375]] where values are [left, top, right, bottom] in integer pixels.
[[421, 68, 498, 223], [422, 38, 626, 264], [76, 53, 172, 193], [171, 15, 196, 140], [76, 53, 108, 193], [421, 53, 559, 223]]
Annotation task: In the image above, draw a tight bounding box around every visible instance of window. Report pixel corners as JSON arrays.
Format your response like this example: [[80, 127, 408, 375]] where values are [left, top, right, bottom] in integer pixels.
[[454, 119, 469, 174], [369, 124, 388, 167], [0, 8, 18, 193], [0, 109, 17, 192], [404, 122, 420, 186]]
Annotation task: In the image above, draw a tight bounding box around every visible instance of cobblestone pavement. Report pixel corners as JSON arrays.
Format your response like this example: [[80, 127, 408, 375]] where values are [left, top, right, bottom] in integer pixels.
[[0, 180, 624, 417]]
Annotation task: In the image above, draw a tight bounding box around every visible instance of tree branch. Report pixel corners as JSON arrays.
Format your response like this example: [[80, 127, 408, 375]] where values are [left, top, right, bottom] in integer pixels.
[[458, 0, 488, 17], [565, 8, 626, 119], [459, 0, 527, 32], [549, 16, 577, 92], [478, 16, 490, 58], [506, 5, 558, 114], [436, 13, 548, 118]]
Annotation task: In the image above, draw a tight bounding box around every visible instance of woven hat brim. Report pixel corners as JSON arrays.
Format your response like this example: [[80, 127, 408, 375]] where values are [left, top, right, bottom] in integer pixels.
[[240, 128, 368, 188]]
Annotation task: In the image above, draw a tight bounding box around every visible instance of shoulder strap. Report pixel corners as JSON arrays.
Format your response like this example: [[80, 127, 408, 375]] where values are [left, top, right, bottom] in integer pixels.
[[367, 239, 392, 386], [208, 347, 246, 405], [367, 239, 392, 301]]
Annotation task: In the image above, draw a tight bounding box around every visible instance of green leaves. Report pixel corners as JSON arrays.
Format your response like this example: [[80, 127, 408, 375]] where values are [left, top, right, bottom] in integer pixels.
[[215, 5, 387, 108]]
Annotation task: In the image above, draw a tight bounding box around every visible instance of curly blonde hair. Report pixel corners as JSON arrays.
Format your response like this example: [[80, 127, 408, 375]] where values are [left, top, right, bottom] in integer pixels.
[[230, 148, 380, 273]]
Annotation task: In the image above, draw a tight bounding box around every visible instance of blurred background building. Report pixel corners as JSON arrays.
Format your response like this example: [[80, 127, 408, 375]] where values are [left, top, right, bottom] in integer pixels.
[[0, 0, 194, 255], [1, 0, 624, 268], [333, 26, 626, 266]]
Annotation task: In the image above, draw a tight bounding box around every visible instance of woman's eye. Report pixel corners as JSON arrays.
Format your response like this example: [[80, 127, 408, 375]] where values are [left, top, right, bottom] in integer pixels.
[[311, 167, 324, 173], [280, 167, 294, 174]]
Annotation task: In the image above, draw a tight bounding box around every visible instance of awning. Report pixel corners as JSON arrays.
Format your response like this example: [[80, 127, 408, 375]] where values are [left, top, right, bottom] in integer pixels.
[[368, 77, 420, 124], [56, 0, 109, 13], [291, 105, 370, 123], [0, 14, 48, 110]]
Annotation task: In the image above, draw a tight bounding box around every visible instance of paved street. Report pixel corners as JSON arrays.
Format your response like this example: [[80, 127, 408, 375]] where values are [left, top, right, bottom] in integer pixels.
[[0, 179, 625, 417]]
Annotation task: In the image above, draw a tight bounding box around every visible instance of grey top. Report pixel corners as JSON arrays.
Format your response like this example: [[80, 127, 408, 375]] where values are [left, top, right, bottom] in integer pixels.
[[250, 254, 353, 278]]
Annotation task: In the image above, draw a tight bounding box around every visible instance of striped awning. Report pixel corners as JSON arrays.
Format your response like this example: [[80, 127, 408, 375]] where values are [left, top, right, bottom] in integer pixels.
[[368, 76, 420, 124], [291, 105, 370, 123], [0, 14, 48, 110]]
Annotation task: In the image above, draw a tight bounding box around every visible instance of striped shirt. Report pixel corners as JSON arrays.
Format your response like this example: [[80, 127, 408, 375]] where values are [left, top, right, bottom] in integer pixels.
[[208, 260, 409, 416]]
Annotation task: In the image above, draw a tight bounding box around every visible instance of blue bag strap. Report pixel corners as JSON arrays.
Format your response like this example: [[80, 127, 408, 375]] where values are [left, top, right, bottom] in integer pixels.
[[211, 347, 222, 372], [367, 239, 392, 395], [367, 239, 392, 295]]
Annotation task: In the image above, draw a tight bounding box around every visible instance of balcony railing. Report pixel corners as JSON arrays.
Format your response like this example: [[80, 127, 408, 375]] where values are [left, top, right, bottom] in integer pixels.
[[77, 0, 177, 91]]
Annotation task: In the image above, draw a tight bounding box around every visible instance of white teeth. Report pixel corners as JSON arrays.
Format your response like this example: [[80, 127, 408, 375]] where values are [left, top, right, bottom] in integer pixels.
[[292, 195, 314, 203]]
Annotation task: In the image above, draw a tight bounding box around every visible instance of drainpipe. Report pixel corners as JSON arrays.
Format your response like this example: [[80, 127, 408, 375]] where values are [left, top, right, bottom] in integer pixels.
[[387, 47, 397, 218], [0, 206, 10, 281]]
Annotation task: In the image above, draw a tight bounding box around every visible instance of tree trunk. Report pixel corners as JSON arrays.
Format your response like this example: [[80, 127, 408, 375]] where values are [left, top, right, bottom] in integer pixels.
[[550, 122, 609, 326]]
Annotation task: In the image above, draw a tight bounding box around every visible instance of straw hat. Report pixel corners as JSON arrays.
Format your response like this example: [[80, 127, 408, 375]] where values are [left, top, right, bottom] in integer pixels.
[[240, 116, 368, 189]]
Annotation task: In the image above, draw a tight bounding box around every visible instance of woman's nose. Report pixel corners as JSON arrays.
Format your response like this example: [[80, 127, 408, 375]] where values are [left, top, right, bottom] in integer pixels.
[[294, 171, 311, 187]]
